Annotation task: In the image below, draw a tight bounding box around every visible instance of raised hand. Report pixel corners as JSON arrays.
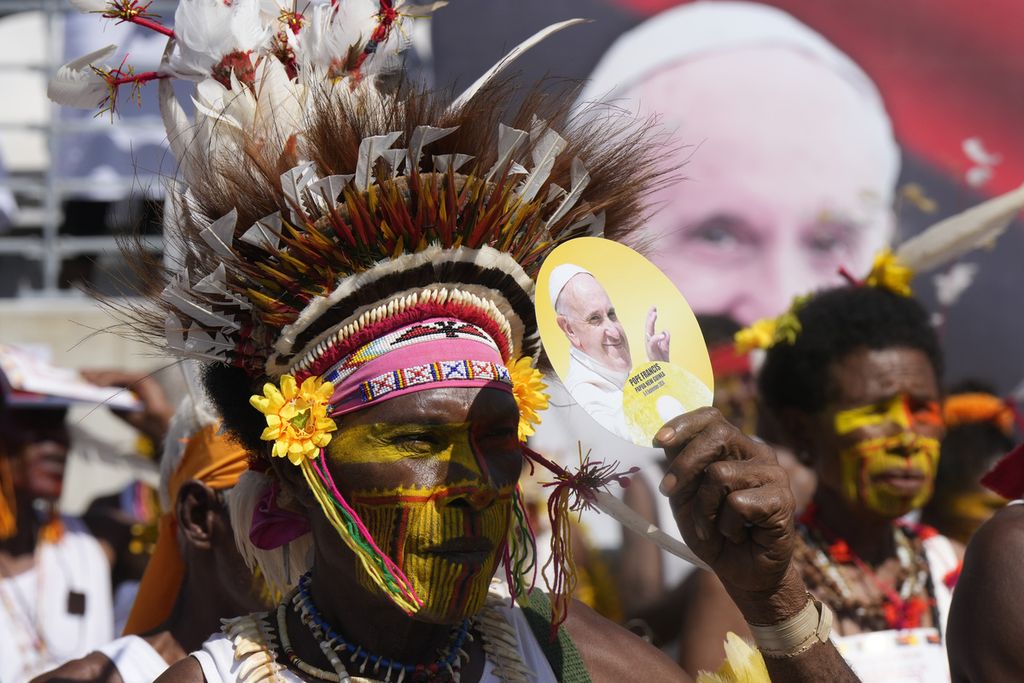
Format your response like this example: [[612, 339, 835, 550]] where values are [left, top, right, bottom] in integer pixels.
[[645, 306, 671, 362], [655, 407, 802, 622], [80, 369, 173, 446]]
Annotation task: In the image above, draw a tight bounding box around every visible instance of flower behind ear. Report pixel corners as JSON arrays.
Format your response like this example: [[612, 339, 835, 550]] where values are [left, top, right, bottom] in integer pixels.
[[250, 374, 336, 465], [509, 357, 549, 442]]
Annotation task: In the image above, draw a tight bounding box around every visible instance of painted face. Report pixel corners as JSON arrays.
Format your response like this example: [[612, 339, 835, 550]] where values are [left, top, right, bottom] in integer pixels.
[[556, 274, 632, 372], [630, 49, 896, 324], [834, 394, 942, 517], [324, 388, 522, 623], [817, 348, 944, 519]]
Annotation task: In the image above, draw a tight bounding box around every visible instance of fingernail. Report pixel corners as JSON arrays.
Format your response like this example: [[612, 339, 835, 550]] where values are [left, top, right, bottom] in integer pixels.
[[659, 473, 677, 495], [655, 426, 674, 443]]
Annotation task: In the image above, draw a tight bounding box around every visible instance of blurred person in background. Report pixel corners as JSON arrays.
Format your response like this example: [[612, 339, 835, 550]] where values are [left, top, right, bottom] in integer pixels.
[[580, 1, 899, 327], [677, 284, 960, 682], [33, 390, 274, 683], [0, 398, 114, 681], [920, 381, 1017, 544], [0, 355, 173, 681]]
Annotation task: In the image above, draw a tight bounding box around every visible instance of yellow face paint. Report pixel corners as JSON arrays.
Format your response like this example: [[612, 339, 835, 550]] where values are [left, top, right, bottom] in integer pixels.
[[834, 395, 943, 518], [836, 432, 941, 518], [834, 393, 943, 435], [326, 422, 519, 622]]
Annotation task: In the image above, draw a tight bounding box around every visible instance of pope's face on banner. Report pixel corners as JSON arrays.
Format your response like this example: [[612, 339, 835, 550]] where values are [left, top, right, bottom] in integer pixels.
[[555, 273, 632, 372], [631, 48, 896, 324], [323, 387, 521, 623]]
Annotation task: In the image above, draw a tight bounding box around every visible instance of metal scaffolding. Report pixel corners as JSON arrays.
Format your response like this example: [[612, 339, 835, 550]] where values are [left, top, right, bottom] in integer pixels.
[[0, 0, 175, 296]]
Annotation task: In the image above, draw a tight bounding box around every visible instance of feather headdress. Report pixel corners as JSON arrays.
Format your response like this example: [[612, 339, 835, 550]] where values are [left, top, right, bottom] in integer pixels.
[[52, 0, 666, 630]]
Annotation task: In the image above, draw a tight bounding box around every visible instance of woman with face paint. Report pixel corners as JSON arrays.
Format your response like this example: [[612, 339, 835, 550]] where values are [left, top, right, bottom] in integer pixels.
[[676, 284, 961, 682]]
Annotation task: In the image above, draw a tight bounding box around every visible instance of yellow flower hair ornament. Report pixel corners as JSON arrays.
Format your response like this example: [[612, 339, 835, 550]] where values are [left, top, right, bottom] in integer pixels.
[[509, 356, 549, 442], [863, 248, 914, 297], [734, 295, 807, 354], [249, 374, 337, 465]]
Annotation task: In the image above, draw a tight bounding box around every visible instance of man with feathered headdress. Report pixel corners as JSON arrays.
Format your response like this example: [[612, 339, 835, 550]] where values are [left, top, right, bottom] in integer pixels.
[[49, 2, 860, 681]]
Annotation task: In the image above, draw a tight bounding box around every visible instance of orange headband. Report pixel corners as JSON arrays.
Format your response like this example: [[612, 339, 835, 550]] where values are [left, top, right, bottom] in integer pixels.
[[123, 423, 248, 635], [944, 393, 1015, 436]]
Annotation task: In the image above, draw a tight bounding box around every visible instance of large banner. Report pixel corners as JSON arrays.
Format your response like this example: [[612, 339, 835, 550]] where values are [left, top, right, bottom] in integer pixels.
[[432, 0, 1024, 396]]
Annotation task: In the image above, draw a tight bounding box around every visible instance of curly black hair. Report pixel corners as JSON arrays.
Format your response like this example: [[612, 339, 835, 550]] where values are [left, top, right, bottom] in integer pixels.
[[758, 286, 943, 416], [203, 362, 269, 459]]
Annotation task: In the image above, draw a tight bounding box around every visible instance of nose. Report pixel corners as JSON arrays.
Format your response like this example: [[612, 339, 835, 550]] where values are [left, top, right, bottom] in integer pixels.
[[735, 241, 814, 323]]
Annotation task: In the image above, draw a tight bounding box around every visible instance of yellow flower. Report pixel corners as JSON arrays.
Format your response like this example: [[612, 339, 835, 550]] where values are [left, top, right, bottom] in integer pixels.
[[249, 374, 337, 466], [509, 356, 549, 442], [865, 248, 914, 297], [734, 318, 777, 354]]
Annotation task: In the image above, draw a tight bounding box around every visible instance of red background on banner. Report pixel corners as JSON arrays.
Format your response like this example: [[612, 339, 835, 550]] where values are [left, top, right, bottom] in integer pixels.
[[611, 0, 1024, 196]]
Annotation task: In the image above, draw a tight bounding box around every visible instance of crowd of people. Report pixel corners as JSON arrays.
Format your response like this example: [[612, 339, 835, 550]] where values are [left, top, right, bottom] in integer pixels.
[[1, 1, 1021, 682]]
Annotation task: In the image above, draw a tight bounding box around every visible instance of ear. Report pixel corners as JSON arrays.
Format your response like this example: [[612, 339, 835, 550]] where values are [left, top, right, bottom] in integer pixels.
[[176, 480, 221, 551], [556, 315, 578, 347]]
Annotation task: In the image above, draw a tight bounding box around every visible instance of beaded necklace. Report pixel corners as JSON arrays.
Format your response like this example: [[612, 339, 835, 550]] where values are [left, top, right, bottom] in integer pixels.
[[278, 572, 471, 682], [796, 504, 938, 633]]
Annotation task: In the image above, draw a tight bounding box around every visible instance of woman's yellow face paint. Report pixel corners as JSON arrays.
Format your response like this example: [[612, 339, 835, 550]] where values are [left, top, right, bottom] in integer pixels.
[[325, 420, 521, 623], [833, 394, 942, 518]]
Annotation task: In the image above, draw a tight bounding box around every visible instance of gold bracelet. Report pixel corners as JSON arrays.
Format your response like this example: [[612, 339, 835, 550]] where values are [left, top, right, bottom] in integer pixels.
[[746, 595, 833, 659]]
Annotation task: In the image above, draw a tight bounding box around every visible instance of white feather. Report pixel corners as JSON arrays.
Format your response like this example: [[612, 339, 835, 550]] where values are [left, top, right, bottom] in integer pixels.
[[159, 76, 195, 175], [544, 157, 590, 230], [485, 124, 528, 182], [47, 44, 117, 109], [168, 0, 270, 80], [199, 208, 238, 260], [407, 126, 457, 172], [280, 162, 319, 220], [69, 0, 109, 12], [240, 212, 283, 250], [448, 19, 589, 112], [897, 182, 1024, 272], [354, 132, 402, 191], [517, 120, 566, 203], [306, 175, 353, 211]]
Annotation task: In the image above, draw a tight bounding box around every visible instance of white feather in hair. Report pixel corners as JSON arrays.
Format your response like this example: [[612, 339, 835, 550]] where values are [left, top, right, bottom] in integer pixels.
[[896, 182, 1024, 272]]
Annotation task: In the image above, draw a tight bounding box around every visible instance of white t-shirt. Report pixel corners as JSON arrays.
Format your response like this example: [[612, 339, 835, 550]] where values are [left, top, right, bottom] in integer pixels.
[[96, 635, 170, 683], [0, 517, 113, 682]]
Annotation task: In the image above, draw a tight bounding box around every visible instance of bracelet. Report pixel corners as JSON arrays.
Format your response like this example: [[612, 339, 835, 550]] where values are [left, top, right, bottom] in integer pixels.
[[746, 594, 833, 659]]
